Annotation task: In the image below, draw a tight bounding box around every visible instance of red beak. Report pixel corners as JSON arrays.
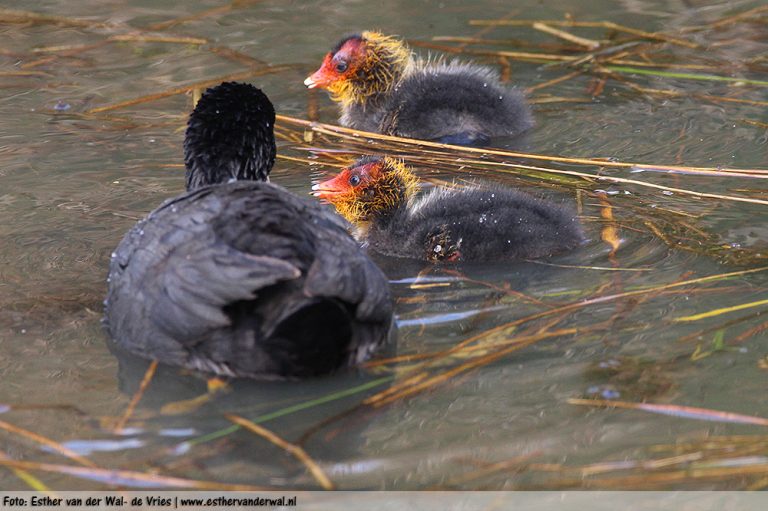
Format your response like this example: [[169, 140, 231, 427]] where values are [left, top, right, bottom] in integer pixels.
[[311, 172, 349, 201], [304, 54, 334, 89], [303, 69, 324, 89]]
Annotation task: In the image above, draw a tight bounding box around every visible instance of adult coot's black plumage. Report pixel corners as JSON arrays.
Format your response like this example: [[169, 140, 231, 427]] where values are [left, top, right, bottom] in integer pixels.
[[313, 156, 583, 262], [304, 31, 533, 146], [104, 83, 393, 379]]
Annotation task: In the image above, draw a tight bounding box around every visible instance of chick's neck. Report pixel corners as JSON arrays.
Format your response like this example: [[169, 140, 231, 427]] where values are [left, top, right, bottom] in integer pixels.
[[344, 32, 412, 106]]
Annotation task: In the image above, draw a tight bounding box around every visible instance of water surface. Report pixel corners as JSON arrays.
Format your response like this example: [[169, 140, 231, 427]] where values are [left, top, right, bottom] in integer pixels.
[[1, 0, 767, 490]]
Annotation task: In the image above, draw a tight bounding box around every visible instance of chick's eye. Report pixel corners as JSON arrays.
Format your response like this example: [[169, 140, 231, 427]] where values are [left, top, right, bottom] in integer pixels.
[[335, 61, 348, 73], [348, 174, 361, 186]]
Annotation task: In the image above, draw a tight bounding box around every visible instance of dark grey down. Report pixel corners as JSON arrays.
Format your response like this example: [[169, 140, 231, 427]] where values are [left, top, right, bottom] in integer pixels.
[[365, 185, 583, 262], [343, 61, 534, 145]]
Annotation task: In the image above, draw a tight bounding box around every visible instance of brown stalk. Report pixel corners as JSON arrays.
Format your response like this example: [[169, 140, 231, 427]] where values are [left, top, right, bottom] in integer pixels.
[[209, 46, 269, 68], [444, 39, 687, 71], [112, 360, 157, 434], [0, 404, 86, 415], [361, 373, 430, 403], [581, 465, 768, 488], [747, 477, 768, 490], [109, 34, 208, 45], [0, 8, 111, 28], [431, 35, 577, 52], [0, 70, 50, 77], [598, 193, 621, 259], [86, 66, 294, 114], [0, 449, 52, 492], [528, 261, 651, 272], [530, 96, 593, 104], [468, 19, 698, 48], [225, 414, 334, 490], [649, 434, 768, 453], [366, 319, 598, 403], [409, 41, 575, 63], [365, 327, 582, 407], [674, 309, 768, 345], [730, 319, 768, 344], [276, 114, 768, 177], [364, 351, 443, 368], [640, 452, 706, 470], [276, 154, 342, 167], [19, 56, 56, 69], [526, 70, 584, 93], [31, 42, 109, 55], [600, 59, 719, 70], [455, 266, 768, 353], [438, 269, 554, 308], [0, 459, 269, 490], [683, 5, 768, 32], [0, 419, 97, 468], [367, 267, 765, 377], [494, 56, 510, 82], [624, 82, 768, 108], [455, 7, 521, 50], [743, 119, 768, 129], [568, 398, 768, 426], [532, 22, 601, 49], [440, 452, 541, 488], [145, 0, 262, 31]]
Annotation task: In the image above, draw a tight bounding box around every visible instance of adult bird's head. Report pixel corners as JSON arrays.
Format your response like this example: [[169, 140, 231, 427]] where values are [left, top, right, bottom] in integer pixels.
[[184, 82, 276, 190]]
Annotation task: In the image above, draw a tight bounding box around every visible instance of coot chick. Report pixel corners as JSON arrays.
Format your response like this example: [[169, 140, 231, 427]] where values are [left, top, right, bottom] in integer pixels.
[[313, 156, 582, 262], [104, 83, 393, 379], [304, 31, 533, 145]]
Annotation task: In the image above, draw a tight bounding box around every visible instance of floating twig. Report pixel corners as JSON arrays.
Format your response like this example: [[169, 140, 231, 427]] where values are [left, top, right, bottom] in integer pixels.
[[0, 8, 111, 28], [0, 459, 269, 490], [730, 319, 768, 344], [684, 5, 768, 32], [0, 450, 52, 492], [226, 414, 335, 490], [86, 66, 294, 114], [532, 22, 601, 49], [364, 327, 582, 407], [568, 398, 768, 426], [624, 82, 768, 108], [602, 65, 768, 87], [280, 117, 768, 207], [0, 419, 97, 468], [526, 70, 584, 93], [110, 34, 208, 45], [527, 261, 652, 272], [743, 119, 768, 128], [598, 193, 621, 258], [431, 35, 575, 51], [145, 0, 262, 31], [0, 70, 50, 77], [181, 376, 393, 449], [673, 298, 768, 323], [209, 46, 269, 68], [468, 19, 698, 48], [276, 115, 768, 178], [112, 360, 157, 434]]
